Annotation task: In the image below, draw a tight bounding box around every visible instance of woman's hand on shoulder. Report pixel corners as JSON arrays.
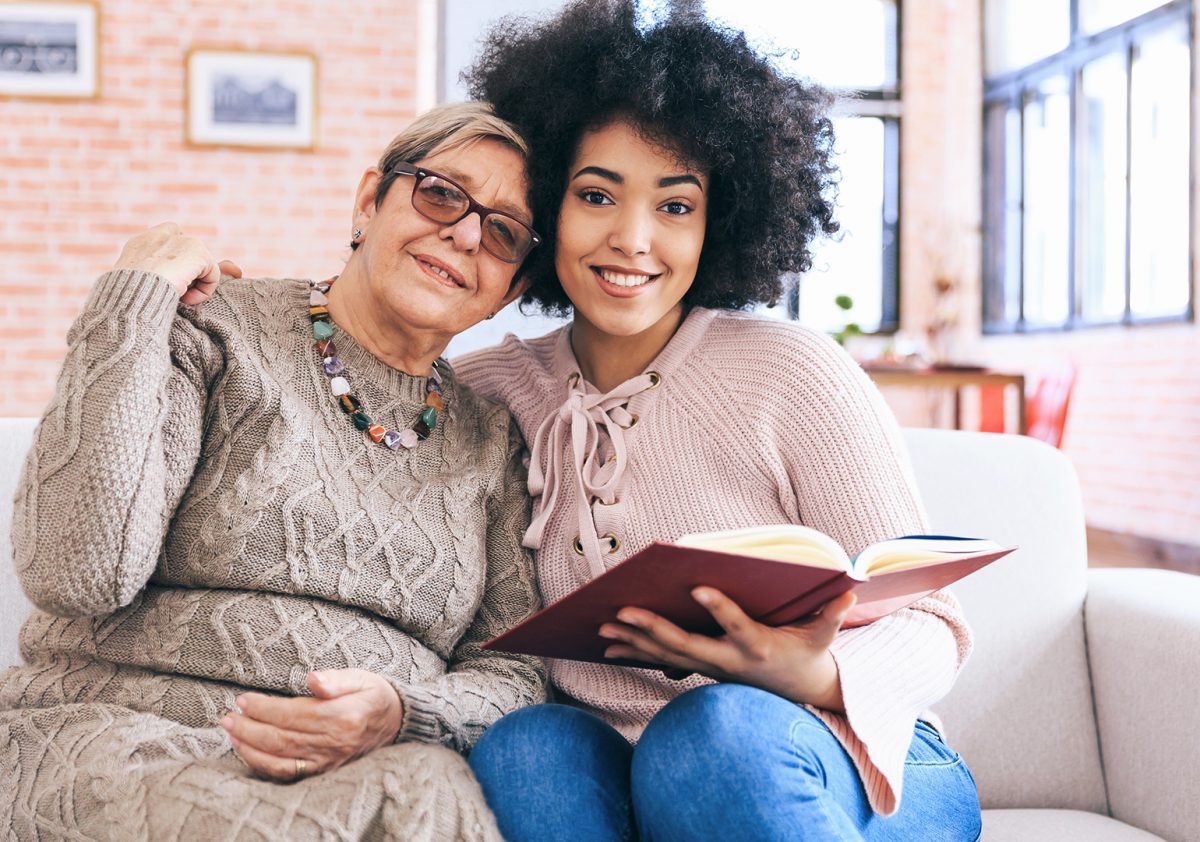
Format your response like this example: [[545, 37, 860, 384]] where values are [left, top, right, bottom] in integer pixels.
[[113, 222, 242, 305], [220, 668, 405, 781], [598, 589, 857, 712]]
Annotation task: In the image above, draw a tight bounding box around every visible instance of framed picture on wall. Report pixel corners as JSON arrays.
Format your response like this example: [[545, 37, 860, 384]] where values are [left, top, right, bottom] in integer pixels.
[[0, 0, 98, 99], [186, 49, 317, 151]]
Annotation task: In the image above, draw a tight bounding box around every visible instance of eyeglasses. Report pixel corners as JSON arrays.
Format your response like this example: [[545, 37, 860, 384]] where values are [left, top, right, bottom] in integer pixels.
[[391, 162, 541, 264]]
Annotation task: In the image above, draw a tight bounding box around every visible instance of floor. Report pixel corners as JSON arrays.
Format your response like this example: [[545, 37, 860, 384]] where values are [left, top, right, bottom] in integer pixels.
[[1087, 527, 1200, 576]]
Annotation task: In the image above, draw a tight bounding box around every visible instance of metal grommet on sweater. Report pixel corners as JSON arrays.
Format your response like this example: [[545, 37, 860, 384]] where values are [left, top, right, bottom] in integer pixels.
[[573, 534, 620, 554]]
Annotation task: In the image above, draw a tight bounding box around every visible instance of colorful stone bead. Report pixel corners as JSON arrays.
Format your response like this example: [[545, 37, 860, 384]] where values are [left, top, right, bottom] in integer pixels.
[[322, 356, 345, 376], [310, 278, 447, 454]]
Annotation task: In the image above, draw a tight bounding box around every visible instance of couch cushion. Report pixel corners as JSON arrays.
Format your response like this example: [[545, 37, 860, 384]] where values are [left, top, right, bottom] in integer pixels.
[[1, 417, 37, 670], [982, 809, 1165, 841], [903, 430, 1106, 813], [1086, 568, 1200, 842]]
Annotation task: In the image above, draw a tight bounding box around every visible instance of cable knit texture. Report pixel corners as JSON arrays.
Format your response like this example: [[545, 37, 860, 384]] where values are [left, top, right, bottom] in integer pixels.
[[454, 307, 972, 817], [2, 270, 545, 840]]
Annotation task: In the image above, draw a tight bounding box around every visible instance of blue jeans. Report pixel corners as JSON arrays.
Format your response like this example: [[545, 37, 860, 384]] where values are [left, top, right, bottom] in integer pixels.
[[469, 684, 981, 841]]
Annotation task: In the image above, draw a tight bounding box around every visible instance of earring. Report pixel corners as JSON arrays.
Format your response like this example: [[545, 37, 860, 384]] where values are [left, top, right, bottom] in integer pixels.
[[485, 312, 495, 320], [352, 228, 363, 242]]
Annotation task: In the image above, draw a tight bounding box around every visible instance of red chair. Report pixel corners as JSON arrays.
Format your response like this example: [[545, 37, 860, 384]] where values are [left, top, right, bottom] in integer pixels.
[[979, 363, 1076, 448]]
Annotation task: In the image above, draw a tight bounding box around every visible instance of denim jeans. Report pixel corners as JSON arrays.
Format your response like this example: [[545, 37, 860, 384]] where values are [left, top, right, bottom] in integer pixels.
[[469, 684, 981, 842]]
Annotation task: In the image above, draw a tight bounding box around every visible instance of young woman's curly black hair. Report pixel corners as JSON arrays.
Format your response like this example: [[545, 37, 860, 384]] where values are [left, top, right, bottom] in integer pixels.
[[465, 0, 840, 314]]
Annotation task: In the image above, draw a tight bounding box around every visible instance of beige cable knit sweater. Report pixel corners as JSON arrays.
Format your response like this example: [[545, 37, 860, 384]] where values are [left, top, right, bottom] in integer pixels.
[[454, 306, 972, 817], [1, 269, 545, 841]]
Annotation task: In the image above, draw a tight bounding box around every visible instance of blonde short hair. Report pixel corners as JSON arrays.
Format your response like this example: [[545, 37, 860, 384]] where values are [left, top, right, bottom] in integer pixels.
[[372, 101, 528, 208]]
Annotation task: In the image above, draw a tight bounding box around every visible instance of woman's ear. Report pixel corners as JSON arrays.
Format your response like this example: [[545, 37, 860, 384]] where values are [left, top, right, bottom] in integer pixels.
[[498, 275, 532, 310], [352, 168, 382, 237]]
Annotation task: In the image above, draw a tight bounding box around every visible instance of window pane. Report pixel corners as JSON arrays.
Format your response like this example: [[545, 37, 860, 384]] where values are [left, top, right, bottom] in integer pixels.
[[441, 0, 570, 100], [1129, 23, 1191, 318], [985, 0, 1070, 77], [983, 103, 1023, 326], [1078, 52, 1128, 321], [1022, 77, 1071, 325], [703, 0, 897, 90], [799, 117, 885, 332], [1080, 0, 1170, 35]]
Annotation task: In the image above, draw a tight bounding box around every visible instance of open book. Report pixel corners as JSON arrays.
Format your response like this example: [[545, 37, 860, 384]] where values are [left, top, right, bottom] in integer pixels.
[[484, 525, 1014, 666]]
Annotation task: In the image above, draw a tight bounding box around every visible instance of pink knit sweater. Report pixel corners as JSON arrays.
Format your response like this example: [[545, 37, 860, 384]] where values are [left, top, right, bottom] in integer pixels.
[[454, 307, 972, 816]]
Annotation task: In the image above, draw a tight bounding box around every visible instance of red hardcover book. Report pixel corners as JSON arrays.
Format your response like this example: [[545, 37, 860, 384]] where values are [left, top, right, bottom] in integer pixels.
[[484, 526, 1015, 666]]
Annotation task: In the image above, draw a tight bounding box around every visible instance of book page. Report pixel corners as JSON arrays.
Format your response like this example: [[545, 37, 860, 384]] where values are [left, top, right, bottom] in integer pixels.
[[854, 537, 1003, 577], [675, 524, 852, 571]]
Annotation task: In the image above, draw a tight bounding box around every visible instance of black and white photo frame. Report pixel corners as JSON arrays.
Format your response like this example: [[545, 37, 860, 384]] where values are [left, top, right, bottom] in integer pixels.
[[186, 48, 317, 151], [0, 0, 98, 100]]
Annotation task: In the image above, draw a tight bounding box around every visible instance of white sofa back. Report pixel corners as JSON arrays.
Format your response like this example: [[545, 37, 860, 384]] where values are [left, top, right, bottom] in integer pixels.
[[0, 417, 36, 671], [906, 429, 1107, 814]]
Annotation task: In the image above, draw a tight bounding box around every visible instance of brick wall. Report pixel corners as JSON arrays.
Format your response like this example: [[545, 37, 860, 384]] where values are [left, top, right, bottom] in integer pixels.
[[0, 0, 427, 412], [975, 328, 1200, 546], [3, 0, 1198, 548], [895, 0, 1200, 548]]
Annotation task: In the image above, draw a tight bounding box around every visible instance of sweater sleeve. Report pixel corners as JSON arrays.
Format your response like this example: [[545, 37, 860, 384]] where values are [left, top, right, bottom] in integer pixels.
[[391, 414, 548, 751], [11, 269, 221, 618], [770, 328, 972, 816]]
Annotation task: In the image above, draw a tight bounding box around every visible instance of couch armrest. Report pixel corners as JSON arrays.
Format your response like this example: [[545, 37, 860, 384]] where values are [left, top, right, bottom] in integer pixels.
[[1085, 568, 1200, 842]]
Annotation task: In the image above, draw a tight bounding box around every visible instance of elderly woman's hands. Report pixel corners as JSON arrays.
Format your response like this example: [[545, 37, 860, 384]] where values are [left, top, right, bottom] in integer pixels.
[[221, 669, 405, 781], [114, 222, 242, 305], [599, 588, 857, 712]]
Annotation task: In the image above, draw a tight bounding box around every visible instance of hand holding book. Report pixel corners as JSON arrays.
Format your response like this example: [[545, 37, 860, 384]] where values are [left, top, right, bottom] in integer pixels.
[[598, 586, 859, 710], [485, 524, 1015, 669]]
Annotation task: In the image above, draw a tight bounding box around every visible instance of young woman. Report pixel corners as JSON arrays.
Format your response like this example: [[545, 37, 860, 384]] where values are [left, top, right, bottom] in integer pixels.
[[452, 3, 982, 840]]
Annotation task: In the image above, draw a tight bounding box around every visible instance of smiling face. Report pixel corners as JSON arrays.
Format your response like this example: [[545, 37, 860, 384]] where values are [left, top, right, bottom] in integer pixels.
[[555, 120, 708, 342], [351, 137, 532, 338]]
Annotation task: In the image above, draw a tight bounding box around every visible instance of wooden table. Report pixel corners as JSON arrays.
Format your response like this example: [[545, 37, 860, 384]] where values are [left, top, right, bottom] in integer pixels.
[[865, 367, 1026, 434]]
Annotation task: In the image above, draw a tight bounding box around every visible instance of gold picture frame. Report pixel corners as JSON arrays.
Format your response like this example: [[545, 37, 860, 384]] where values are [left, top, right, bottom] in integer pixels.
[[0, 0, 99, 101], [185, 47, 318, 152]]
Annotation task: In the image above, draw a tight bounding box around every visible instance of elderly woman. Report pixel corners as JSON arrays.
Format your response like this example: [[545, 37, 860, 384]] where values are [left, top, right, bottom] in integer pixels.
[[1, 102, 545, 840]]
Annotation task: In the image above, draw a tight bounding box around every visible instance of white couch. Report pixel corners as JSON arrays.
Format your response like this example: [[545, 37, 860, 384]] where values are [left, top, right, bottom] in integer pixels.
[[1, 419, 1197, 840]]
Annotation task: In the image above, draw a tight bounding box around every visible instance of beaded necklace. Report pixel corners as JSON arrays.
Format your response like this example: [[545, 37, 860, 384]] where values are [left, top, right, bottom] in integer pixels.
[[309, 277, 444, 450]]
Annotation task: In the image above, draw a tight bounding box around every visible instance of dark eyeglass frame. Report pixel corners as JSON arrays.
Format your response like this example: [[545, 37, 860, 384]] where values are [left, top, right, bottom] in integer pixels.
[[392, 162, 541, 264]]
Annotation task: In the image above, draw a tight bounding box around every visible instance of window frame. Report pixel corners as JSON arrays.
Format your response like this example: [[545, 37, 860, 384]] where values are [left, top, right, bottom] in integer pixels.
[[982, 0, 1195, 334], [676, 0, 902, 332]]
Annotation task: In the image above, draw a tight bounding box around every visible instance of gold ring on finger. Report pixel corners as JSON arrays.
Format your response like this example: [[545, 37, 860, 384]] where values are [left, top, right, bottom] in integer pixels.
[[295, 757, 308, 780]]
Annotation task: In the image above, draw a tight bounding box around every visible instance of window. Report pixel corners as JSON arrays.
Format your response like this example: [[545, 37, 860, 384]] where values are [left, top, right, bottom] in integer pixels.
[[983, 0, 1193, 332], [701, 0, 900, 333]]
